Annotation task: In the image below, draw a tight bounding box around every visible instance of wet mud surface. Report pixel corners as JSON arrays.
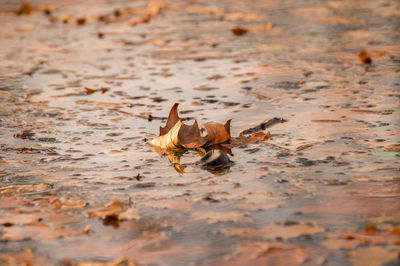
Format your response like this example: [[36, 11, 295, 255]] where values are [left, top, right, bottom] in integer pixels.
[[0, 0, 399, 265]]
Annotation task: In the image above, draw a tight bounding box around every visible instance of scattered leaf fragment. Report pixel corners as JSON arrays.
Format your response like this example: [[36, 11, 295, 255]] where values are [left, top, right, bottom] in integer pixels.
[[231, 26, 248, 36], [38, 5, 55, 15], [363, 224, 379, 235], [14, 129, 35, 139], [264, 22, 273, 30], [16, 2, 33, 15], [357, 50, 372, 64], [76, 17, 86, 26], [85, 87, 97, 95]]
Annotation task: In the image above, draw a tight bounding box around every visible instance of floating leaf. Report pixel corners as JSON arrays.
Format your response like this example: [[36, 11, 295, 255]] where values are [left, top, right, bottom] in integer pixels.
[[231, 26, 248, 36], [16, 2, 33, 15], [357, 49, 372, 64], [150, 103, 230, 150], [201, 119, 231, 146]]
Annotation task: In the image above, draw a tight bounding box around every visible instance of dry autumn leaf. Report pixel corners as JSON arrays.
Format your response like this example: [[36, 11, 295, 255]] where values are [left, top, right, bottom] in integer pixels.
[[150, 103, 231, 150], [200, 119, 231, 146]]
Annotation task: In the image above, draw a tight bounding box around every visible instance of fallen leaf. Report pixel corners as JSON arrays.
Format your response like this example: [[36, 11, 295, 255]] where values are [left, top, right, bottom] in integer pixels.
[[38, 5, 55, 15], [14, 129, 35, 139], [150, 103, 219, 150], [264, 22, 273, 30], [363, 224, 379, 234], [200, 119, 231, 146], [16, 2, 33, 15], [84, 87, 97, 95], [231, 26, 248, 36], [148, 1, 163, 19], [357, 49, 372, 64], [76, 17, 86, 25], [60, 14, 73, 24]]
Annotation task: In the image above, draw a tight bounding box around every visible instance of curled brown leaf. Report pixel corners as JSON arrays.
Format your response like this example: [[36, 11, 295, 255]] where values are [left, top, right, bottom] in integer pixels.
[[201, 119, 231, 146]]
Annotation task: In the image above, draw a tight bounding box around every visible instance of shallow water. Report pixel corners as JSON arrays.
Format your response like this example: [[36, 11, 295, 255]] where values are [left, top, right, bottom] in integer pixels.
[[0, 0, 399, 265]]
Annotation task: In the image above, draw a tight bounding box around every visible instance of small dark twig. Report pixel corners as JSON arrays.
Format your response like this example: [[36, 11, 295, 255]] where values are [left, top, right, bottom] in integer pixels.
[[240, 117, 287, 135]]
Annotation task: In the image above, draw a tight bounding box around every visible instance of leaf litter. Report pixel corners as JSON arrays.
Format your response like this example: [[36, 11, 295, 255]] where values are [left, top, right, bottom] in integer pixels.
[[1, 0, 399, 264]]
